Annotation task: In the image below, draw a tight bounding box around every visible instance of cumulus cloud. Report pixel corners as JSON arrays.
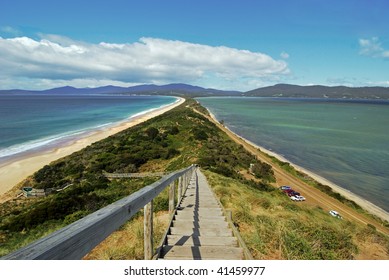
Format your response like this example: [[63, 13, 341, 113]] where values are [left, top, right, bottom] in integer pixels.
[[359, 37, 389, 59], [0, 35, 289, 90]]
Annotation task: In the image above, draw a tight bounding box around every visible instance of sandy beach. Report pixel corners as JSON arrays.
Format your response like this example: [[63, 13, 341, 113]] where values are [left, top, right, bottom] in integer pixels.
[[207, 111, 389, 223], [0, 97, 185, 198]]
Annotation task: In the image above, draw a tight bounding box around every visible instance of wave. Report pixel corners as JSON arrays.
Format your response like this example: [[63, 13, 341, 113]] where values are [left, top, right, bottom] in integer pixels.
[[0, 98, 178, 160], [0, 128, 95, 159]]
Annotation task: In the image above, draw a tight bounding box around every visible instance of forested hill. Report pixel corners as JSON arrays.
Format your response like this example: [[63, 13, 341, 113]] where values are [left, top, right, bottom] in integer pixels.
[[1, 83, 389, 99], [245, 84, 389, 100], [0, 83, 241, 97]]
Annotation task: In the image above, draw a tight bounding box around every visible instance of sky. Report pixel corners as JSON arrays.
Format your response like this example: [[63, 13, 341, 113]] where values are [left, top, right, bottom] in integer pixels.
[[0, 0, 388, 91]]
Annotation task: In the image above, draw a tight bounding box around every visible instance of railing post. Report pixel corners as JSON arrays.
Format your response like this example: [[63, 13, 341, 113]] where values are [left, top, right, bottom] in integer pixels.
[[169, 181, 175, 213], [177, 177, 182, 206], [144, 201, 153, 260], [184, 173, 188, 189]]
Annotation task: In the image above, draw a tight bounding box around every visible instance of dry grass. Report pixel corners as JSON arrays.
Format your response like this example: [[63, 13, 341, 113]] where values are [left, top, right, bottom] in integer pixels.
[[84, 211, 170, 260], [203, 170, 389, 260]]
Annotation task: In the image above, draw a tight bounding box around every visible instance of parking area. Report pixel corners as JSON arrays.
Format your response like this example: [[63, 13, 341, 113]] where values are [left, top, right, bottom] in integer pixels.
[[280, 185, 306, 202]]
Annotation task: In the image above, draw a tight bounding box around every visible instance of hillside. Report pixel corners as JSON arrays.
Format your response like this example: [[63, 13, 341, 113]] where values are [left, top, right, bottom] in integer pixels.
[[2, 83, 389, 99], [0, 99, 388, 259], [245, 83, 389, 100], [0, 83, 241, 97]]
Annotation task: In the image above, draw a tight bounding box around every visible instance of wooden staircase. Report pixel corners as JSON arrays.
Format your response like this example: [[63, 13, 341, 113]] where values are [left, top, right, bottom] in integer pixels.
[[158, 169, 244, 260]]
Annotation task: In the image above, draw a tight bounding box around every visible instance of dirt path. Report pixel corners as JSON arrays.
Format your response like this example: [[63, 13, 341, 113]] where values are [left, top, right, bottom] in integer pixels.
[[193, 108, 389, 235]]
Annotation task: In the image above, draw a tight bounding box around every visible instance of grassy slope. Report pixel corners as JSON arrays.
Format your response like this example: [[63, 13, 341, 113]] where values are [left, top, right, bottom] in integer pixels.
[[1, 99, 388, 259], [205, 171, 389, 259]]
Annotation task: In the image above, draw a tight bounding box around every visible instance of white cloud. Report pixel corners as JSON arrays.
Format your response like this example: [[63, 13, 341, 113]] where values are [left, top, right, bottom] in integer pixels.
[[0, 35, 289, 90], [359, 37, 389, 59]]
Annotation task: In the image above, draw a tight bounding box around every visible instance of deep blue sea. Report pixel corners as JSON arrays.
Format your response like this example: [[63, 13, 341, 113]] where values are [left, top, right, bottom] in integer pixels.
[[197, 97, 389, 213], [0, 94, 177, 161]]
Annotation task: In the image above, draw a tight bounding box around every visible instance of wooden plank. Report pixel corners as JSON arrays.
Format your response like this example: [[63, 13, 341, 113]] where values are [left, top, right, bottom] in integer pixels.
[[157, 169, 247, 260], [144, 201, 153, 260], [177, 177, 183, 205], [161, 245, 243, 260], [170, 227, 233, 237], [167, 235, 238, 246], [176, 209, 224, 215], [172, 220, 229, 228], [169, 181, 175, 213]]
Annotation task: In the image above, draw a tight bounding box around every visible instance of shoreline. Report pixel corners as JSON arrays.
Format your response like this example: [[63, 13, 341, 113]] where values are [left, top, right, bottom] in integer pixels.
[[207, 111, 389, 223], [0, 97, 185, 198]]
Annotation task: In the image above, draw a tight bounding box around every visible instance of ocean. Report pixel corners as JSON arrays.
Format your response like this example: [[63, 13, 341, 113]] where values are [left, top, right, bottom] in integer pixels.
[[197, 97, 389, 213], [0, 94, 177, 162]]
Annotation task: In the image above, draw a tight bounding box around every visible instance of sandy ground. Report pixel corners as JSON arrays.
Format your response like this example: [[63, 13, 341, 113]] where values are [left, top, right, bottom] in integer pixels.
[[0, 97, 185, 198], [196, 109, 389, 234]]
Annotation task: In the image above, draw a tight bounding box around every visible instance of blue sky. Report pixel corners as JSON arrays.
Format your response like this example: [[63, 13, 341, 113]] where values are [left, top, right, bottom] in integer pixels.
[[0, 0, 388, 91]]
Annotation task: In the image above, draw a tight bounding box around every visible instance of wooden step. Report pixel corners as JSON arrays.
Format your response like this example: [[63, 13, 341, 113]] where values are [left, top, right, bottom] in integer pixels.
[[180, 201, 220, 208], [172, 220, 229, 228], [170, 226, 233, 237], [176, 212, 224, 218], [167, 235, 238, 247], [177, 207, 223, 213], [158, 169, 244, 260], [161, 245, 244, 260], [176, 208, 223, 213], [173, 216, 227, 223]]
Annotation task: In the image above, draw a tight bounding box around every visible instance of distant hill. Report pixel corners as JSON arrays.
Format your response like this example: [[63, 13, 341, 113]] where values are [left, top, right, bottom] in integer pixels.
[[0, 83, 241, 97], [2, 83, 389, 99], [244, 84, 389, 100]]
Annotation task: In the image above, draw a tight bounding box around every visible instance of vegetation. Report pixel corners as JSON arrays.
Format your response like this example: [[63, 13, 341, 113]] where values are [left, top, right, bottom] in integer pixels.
[[204, 170, 389, 260], [0, 99, 272, 257], [1, 98, 388, 259], [251, 162, 274, 182]]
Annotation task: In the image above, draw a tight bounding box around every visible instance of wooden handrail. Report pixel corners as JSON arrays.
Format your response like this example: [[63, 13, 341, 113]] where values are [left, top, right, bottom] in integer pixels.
[[2, 165, 196, 260]]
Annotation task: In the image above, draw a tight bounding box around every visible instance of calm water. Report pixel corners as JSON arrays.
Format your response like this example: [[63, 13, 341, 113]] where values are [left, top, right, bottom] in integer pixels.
[[0, 94, 177, 160], [198, 97, 389, 212]]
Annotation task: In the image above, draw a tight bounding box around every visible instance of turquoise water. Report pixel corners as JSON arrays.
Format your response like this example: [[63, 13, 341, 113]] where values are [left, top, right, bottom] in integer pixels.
[[197, 97, 389, 212], [0, 94, 177, 161]]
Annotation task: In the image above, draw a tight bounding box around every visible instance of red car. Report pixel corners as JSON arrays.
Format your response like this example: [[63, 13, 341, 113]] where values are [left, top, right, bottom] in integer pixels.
[[283, 189, 294, 194], [289, 191, 300, 197]]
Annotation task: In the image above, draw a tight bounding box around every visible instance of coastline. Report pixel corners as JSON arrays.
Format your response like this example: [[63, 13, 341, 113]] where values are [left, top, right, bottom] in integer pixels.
[[207, 111, 389, 223], [0, 97, 185, 198]]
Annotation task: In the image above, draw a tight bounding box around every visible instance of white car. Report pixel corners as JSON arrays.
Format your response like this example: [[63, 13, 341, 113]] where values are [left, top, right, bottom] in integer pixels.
[[294, 195, 305, 201], [290, 195, 305, 201], [329, 210, 342, 219]]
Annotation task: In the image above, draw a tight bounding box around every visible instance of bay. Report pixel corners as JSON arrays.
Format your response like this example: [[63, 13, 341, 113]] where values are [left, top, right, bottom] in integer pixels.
[[197, 97, 389, 213]]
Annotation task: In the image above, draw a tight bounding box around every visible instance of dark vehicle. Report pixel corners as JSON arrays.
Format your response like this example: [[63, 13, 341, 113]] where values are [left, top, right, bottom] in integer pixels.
[[280, 186, 291, 190], [287, 191, 300, 197], [283, 189, 294, 193]]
